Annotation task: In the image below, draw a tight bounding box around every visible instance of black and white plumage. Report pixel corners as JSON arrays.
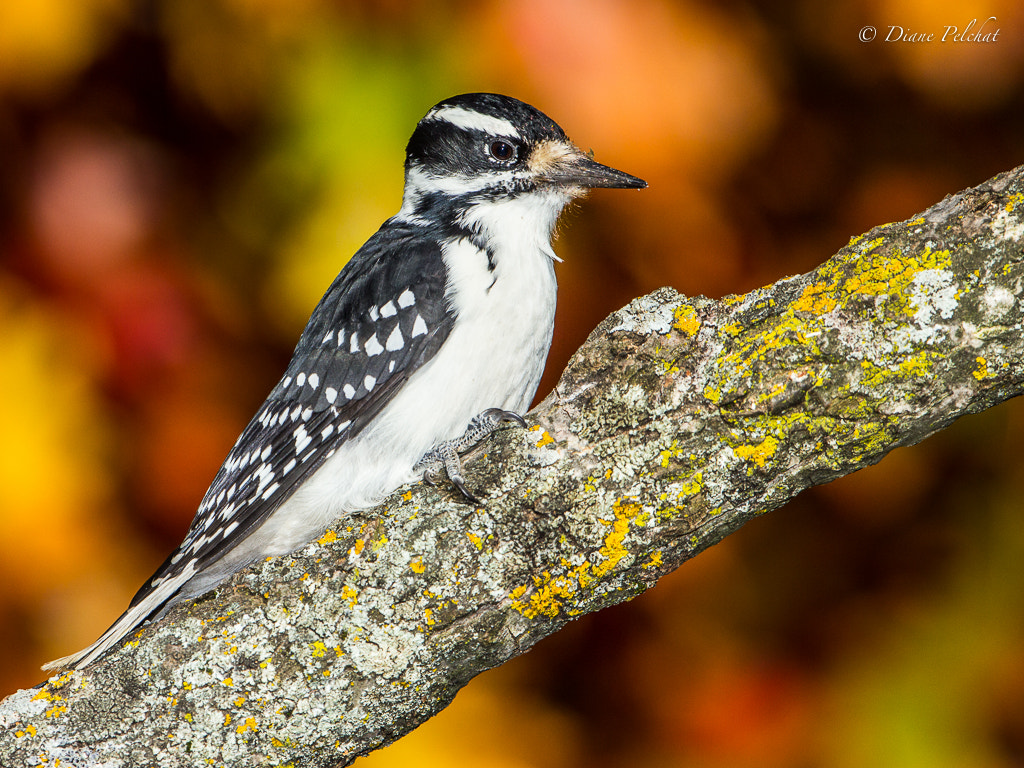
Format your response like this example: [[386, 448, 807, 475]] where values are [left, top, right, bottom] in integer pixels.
[[46, 93, 646, 671]]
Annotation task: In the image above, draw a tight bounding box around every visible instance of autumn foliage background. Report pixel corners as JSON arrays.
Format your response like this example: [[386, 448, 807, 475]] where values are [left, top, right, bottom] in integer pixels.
[[2, 1, 1024, 766]]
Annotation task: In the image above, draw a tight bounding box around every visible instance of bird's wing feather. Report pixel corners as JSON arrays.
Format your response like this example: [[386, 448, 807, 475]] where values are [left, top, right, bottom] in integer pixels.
[[130, 223, 454, 608], [46, 225, 454, 672]]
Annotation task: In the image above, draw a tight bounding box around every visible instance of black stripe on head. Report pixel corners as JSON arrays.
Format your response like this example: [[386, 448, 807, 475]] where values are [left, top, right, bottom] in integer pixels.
[[405, 93, 569, 179]]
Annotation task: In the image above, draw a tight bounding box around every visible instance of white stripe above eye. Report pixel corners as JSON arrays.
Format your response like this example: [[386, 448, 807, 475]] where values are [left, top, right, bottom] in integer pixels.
[[427, 105, 520, 139]]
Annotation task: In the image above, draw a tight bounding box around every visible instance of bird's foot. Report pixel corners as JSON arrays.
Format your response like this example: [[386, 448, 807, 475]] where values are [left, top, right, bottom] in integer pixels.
[[414, 408, 527, 504]]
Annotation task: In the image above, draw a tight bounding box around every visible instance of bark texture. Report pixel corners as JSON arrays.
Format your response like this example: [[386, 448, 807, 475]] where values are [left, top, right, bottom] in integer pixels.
[[3, 165, 1023, 767]]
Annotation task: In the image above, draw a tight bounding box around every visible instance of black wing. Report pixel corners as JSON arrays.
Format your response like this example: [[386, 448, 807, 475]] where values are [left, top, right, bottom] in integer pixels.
[[130, 221, 454, 607]]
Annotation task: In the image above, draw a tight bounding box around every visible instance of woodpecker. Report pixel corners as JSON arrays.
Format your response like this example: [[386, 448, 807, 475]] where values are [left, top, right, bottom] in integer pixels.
[[45, 93, 646, 671]]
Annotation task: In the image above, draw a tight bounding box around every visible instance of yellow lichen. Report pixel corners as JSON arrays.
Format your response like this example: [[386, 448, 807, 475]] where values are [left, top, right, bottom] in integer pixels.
[[658, 357, 680, 375], [35, 684, 71, 719], [973, 356, 994, 381], [703, 384, 722, 404], [858, 236, 886, 253], [317, 529, 337, 545], [897, 350, 933, 377], [842, 245, 952, 315], [734, 436, 779, 468], [466, 532, 483, 550], [672, 304, 701, 336], [596, 499, 639, 570], [341, 584, 358, 607], [534, 429, 554, 447], [679, 471, 704, 497], [858, 350, 933, 389], [659, 439, 683, 467], [510, 498, 641, 620], [409, 557, 425, 574], [792, 280, 839, 314], [706, 238, 957, 425]]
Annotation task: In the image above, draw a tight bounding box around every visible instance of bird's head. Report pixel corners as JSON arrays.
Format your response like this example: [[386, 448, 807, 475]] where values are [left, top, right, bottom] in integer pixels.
[[398, 93, 646, 229]]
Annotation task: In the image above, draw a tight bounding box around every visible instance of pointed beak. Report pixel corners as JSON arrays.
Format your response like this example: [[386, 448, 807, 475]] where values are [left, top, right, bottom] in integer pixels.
[[544, 154, 647, 190], [531, 140, 647, 191]]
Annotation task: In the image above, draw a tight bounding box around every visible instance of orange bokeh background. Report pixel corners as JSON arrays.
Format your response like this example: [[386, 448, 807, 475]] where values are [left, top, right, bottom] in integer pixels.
[[2, 1, 1024, 766]]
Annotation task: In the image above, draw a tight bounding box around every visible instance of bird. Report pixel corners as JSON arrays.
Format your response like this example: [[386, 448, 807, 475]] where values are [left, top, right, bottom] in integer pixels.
[[45, 92, 646, 672]]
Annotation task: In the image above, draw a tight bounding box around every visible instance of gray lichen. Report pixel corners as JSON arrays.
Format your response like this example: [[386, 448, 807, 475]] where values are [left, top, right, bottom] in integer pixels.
[[3, 165, 1024, 767]]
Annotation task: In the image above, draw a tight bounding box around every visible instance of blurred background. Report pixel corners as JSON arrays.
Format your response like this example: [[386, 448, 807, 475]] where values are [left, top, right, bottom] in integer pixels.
[[2, 0, 1024, 765]]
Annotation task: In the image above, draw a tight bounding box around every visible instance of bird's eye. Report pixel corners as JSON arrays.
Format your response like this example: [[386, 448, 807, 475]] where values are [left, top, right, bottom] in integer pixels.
[[487, 140, 516, 162]]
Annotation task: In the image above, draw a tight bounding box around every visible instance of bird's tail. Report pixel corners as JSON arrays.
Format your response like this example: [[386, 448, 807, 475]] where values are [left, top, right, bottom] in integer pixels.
[[42, 576, 184, 672]]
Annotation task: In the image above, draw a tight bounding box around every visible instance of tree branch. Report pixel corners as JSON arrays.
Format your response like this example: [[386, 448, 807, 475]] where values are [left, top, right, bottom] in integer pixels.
[[3, 165, 1024, 767]]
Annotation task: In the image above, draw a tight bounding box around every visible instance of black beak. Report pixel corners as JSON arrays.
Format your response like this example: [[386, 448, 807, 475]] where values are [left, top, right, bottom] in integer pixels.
[[541, 154, 647, 190]]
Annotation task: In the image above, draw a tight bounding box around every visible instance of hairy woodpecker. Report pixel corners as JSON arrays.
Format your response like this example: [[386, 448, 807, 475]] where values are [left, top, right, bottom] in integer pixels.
[[46, 92, 646, 671]]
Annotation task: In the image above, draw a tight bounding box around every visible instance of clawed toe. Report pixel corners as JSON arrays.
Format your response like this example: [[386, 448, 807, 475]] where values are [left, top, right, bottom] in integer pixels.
[[481, 407, 528, 429], [450, 475, 482, 505], [414, 407, 529, 504]]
